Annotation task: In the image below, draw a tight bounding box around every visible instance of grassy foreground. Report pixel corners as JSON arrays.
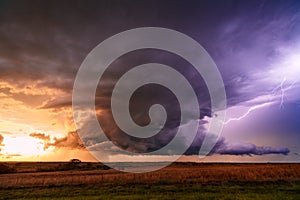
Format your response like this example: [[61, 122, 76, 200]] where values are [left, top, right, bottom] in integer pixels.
[[1, 181, 300, 200], [0, 163, 299, 199]]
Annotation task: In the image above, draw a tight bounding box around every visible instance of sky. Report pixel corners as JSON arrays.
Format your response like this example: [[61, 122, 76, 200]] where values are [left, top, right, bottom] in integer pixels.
[[0, 0, 299, 162]]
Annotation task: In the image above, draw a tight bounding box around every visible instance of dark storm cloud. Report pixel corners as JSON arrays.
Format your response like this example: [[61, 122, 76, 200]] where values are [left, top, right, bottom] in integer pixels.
[[88, 139, 290, 157], [1, 0, 297, 108], [0, 86, 49, 107], [2, 0, 294, 110], [0, 1, 88, 90], [213, 1, 300, 107], [86, 121, 290, 157], [185, 128, 290, 156], [0, 0, 180, 86], [1, 0, 298, 156]]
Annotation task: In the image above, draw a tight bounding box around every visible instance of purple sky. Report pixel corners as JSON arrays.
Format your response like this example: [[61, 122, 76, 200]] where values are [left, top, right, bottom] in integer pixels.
[[0, 0, 299, 162]]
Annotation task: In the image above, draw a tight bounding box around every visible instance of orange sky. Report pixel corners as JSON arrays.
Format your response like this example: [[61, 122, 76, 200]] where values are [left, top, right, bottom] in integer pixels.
[[0, 80, 96, 161], [0, 0, 298, 163]]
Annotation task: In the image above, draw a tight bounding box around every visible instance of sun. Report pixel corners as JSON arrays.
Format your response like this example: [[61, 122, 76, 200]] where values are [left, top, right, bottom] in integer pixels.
[[2, 136, 47, 157]]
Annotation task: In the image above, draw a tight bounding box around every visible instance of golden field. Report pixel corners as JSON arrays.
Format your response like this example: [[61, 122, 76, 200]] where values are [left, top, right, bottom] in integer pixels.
[[0, 162, 299, 188]]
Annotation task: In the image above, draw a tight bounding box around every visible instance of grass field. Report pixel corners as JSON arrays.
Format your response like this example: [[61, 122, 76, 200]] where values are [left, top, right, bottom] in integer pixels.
[[0, 162, 299, 199]]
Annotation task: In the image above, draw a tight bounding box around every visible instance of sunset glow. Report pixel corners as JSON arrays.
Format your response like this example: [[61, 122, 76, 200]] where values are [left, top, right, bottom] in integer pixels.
[[0, 0, 299, 163], [2, 136, 47, 157]]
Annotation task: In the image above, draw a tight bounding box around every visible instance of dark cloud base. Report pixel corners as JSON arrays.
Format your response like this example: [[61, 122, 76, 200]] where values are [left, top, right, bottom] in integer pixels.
[[0, 0, 298, 160]]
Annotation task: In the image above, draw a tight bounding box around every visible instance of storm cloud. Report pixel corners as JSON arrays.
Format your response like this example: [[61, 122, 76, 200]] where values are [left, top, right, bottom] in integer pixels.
[[0, 0, 299, 161], [215, 142, 290, 156]]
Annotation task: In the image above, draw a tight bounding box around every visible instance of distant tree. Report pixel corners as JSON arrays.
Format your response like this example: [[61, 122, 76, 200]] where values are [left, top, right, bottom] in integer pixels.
[[70, 158, 81, 163]]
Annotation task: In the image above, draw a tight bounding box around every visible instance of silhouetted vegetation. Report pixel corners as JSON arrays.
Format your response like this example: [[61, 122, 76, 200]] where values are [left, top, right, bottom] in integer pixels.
[[0, 163, 16, 174], [0, 163, 299, 189], [70, 158, 81, 163], [36, 162, 111, 172]]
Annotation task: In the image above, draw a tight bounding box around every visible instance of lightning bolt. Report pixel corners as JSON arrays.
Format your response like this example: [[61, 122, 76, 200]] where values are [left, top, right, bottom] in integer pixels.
[[223, 102, 272, 125], [271, 77, 297, 109], [224, 77, 298, 125]]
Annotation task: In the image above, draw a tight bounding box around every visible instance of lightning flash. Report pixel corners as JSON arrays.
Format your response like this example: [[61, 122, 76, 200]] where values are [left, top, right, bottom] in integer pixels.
[[224, 77, 298, 125]]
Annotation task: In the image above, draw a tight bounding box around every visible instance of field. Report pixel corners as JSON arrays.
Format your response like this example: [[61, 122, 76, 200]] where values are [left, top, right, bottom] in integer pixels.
[[0, 162, 300, 199]]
